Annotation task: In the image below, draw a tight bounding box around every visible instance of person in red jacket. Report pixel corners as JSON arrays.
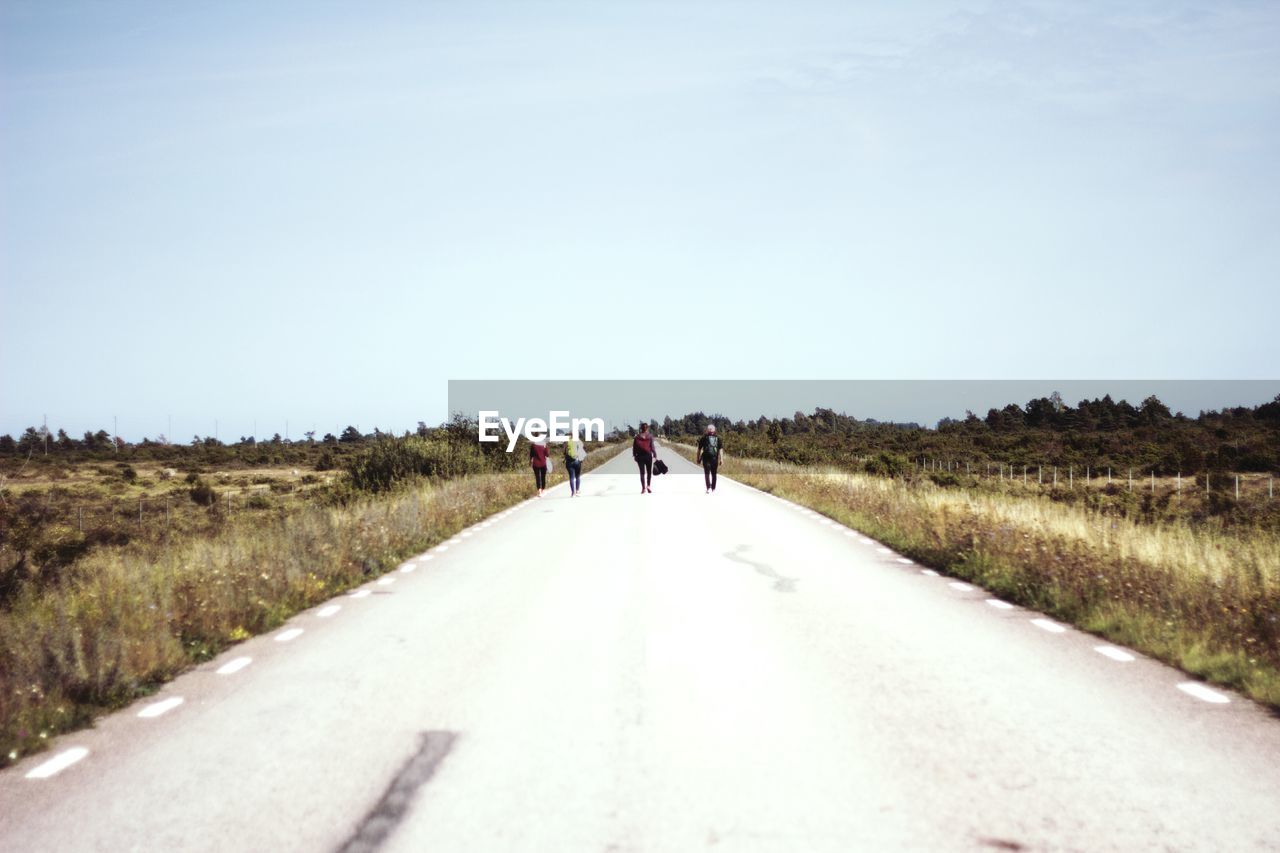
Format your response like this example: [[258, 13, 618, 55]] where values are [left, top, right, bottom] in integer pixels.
[[529, 437, 549, 497], [632, 422, 657, 494]]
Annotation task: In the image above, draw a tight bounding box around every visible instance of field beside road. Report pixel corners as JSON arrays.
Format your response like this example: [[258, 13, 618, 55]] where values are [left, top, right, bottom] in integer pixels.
[[679, 447, 1280, 710], [0, 439, 623, 767]]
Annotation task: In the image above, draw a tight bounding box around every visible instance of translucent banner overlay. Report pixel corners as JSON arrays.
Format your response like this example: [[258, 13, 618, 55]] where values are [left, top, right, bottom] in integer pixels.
[[448, 380, 1279, 435]]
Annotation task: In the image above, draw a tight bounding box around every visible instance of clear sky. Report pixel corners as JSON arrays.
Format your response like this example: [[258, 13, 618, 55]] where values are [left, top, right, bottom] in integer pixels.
[[2, 1, 1278, 441]]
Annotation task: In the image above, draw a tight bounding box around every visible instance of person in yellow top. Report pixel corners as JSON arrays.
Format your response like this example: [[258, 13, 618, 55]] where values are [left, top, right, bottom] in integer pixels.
[[564, 434, 587, 497]]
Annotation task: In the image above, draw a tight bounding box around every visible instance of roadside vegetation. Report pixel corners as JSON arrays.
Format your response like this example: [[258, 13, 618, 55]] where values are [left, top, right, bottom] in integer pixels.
[[0, 420, 622, 767], [672, 447, 1280, 710]]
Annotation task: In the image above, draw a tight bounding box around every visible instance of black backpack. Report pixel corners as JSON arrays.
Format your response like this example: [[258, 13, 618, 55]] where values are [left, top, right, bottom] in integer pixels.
[[653, 459, 669, 475]]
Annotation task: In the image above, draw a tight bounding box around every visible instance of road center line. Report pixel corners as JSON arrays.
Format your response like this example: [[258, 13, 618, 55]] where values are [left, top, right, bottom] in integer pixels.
[[377, 576, 396, 586], [318, 605, 341, 618], [217, 657, 252, 675], [1031, 618, 1066, 634], [1095, 646, 1135, 662], [949, 582, 975, 592], [986, 599, 1014, 610], [349, 589, 371, 599], [921, 569, 940, 576], [276, 628, 304, 642], [25, 747, 89, 780], [896, 558, 914, 564], [138, 697, 184, 718], [1177, 682, 1230, 704]]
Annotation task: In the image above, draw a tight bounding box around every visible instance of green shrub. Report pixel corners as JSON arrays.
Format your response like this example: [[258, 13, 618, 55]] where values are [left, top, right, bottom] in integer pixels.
[[864, 451, 909, 478], [189, 478, 216, 506]]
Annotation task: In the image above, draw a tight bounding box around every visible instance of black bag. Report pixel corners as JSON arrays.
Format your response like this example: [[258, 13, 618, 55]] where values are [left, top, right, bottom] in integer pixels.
[[653, 459, 669, 475]]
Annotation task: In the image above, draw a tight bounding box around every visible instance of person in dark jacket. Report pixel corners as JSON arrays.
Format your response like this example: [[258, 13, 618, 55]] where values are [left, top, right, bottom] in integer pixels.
[[529, 438, 549, 497], [632, 422, 657, 494], [696, 423, 723, 494]]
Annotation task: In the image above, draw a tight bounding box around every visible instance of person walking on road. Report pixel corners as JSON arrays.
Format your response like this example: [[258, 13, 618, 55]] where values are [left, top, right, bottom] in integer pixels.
[[633, 422, 657, 494], [530, 437, 549, 497], [564, 433, 586, 497], [696, 423, 723, 494]]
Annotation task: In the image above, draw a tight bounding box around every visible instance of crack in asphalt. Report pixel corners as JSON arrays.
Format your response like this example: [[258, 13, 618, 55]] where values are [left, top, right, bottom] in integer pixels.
[[335, 731, 458, 853], [724, 545, 797, 593]]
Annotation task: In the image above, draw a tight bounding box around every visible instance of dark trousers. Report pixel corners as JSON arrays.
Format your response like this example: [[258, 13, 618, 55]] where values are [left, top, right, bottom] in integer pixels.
[[636, 454, 652, 488], [533, 466, 547, 489], [703, 457, 718, 491], [566, 460, 582, 493]]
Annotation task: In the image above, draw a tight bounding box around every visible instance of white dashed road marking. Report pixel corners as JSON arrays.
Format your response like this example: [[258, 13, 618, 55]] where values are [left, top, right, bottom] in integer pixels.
[[318, 605, 341, 618], [1095, 646, 1136, 662], [349, 589, 371, 599], [1178, 682, 1230, 704], [25, 747, 88, 780], [877, 547, 893, 555], [461, 531, 474, 538], [377, 576, 396, 586], [138, 697, 184, 718], [1031, 619, 1066, 634], [949, 582, 975, 592], [275, 628, 304, 643], [435, 545, 449, 553], [921, 569, 939, 577], [986, 599, 1014, 610], [420, 554, 434, 561], [217, 657, 252, 675], [896, 558, 913, 565]]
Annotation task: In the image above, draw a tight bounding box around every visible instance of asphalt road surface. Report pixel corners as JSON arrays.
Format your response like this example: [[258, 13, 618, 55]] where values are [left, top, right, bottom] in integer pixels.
[[3, 444, 1280, 852]]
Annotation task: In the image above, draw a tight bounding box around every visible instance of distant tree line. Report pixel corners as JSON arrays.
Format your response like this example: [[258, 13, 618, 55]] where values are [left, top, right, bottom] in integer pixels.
[[654, 393, 1280, 474]]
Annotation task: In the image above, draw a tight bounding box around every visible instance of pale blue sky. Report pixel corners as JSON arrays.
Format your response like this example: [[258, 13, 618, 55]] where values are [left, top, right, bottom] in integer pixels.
[[2, 1, 1278, 440]]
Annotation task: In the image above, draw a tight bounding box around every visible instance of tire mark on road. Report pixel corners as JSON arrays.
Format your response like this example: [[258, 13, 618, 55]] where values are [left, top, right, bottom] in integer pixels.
[[335, 731, 458, 853], [724, 545, 797, 593]]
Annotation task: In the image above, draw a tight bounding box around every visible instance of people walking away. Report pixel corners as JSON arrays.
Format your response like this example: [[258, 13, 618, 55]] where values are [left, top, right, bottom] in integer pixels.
[[530, 437, 549, 497], [565, 434, 586, 497], [697, 424, 722, 494], [633, 422, 657, 494]]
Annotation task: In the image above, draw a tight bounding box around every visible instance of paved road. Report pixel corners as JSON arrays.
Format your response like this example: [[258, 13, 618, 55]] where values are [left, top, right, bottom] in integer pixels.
[[3, 444, 1280, 852]]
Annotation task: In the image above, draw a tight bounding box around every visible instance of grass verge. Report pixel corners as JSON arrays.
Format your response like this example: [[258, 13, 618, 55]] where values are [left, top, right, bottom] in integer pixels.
[[680, 448, 1280, 710], [0, 444, 623, 767]]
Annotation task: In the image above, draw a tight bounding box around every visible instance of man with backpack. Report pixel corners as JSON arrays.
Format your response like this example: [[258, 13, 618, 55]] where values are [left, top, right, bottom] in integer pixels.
[[696, 424, 722, 494]]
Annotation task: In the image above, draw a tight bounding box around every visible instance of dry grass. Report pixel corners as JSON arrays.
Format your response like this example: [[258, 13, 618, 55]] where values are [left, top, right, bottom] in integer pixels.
[[1, 445, 624, 767], [692, 449, 1280, 709]]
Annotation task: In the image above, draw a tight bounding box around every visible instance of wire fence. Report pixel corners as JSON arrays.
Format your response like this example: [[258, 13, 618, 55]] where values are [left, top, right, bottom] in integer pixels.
[[917, 458, 1276, 502]]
